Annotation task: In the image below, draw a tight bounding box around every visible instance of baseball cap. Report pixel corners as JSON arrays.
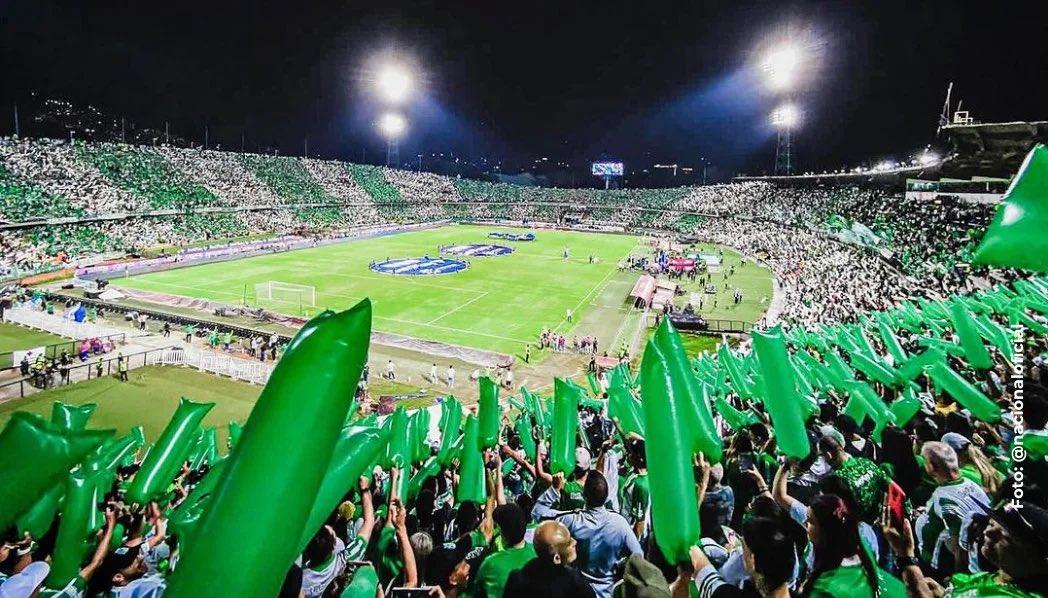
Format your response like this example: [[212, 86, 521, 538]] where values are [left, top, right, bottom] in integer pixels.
[[940, 432, 971, 453], [0, 561, 49, 598], [575, 447, 592, 470]]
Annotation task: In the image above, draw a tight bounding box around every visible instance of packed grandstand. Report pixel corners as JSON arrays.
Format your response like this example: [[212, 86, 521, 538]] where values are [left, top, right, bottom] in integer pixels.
[[1, 128, 1048, 598], [0, 137, 1010, 328]]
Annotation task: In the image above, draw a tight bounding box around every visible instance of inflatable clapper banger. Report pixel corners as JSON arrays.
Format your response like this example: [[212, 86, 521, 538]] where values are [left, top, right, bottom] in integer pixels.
[[51, 402, 97, 431], [386, 408, 411, 501], [456, 415, 486, 505], [0, 413, 111, 532], [927, 361, 1002, 423], [437, 397, 463, 467], [949, 301, 993, 370], [166, 301, 371, 598], [752, 328, 811, 460], [608, 380, 645, 438], [640, 338, 700, 564], [477, 377, 501, 449], [125, 397, 214, 505], [297, 425, 389, 553], [973, 144, 1048, 272], [550, 378, 581, 474], [45, 471, 96, 589], [652, 319, 722, 462]]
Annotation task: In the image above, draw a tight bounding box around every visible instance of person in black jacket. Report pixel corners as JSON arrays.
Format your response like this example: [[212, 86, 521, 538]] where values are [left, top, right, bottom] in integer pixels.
[[504, 520, 595, 598]]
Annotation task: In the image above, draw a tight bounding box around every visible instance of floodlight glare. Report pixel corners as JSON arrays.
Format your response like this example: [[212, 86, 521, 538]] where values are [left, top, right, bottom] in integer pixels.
[[376, 65, 412, 103], [770, 103, 800, 129], [918, 151, 939, 166], [378, 112, 407, 138], [763, 44, 801, 91]]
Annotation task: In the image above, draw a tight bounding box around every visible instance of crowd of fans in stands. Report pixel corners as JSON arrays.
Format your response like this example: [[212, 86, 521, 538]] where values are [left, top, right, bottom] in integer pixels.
[[0, 136, 1006, 328]]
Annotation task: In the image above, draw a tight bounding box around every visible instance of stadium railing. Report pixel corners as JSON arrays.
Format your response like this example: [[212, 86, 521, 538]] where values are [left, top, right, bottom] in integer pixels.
[[0, 346, 167, 399], [0, 332, 127, 370]]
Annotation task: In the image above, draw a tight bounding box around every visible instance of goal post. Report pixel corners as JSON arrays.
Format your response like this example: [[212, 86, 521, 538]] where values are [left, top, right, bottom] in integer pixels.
[[254, 281, 316, 309]]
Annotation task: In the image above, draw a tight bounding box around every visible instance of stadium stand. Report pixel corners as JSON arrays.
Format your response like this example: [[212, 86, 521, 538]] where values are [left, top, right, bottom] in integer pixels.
[[0, 136, 1015, 327]]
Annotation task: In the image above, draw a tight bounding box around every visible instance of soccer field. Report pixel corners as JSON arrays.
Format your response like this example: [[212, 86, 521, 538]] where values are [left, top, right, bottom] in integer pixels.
[[110, 225, 772, 355]]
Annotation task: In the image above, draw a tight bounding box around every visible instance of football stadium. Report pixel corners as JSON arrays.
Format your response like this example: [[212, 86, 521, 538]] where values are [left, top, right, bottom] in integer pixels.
[[1, 3, 1047, 598]]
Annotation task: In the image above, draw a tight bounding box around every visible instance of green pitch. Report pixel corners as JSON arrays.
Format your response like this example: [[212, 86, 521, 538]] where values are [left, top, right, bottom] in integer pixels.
[[110, 225, 772, 354]]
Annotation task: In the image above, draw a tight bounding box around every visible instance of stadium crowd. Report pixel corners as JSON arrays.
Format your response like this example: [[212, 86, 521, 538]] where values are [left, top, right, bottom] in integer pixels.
[[2, 283, 1046, 597], [0, 136, 1011, 329]]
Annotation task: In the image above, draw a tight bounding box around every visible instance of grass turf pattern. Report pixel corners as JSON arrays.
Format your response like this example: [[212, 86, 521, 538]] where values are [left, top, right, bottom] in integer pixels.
[[110, 225, 772, 355]]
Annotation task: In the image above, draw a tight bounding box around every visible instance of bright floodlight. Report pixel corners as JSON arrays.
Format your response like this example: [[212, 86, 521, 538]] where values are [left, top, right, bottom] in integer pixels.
[[378, 112, 407, 138], [770, 103, 799, 129], [376, 65, 412, 103], [919, 151, 939, 166], [763, 44, 802, 91]]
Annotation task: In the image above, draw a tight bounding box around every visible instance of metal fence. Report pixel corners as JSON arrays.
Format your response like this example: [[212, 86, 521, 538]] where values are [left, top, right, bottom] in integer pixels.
[[0, 332, 127, 370], [0, 347, 167, 399]]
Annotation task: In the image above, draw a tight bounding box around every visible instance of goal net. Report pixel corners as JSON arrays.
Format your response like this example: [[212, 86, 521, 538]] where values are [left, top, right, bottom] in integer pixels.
[[254, 281, 316, 308]]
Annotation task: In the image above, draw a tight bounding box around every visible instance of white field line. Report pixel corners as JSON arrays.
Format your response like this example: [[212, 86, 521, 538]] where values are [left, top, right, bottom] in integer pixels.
[[426, 292, 489, 324], [373, 315, 530, 344], [552, 242, 642, 334], [320, 271, 486, 295]]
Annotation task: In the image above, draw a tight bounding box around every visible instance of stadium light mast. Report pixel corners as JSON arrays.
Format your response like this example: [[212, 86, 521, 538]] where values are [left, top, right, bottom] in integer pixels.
[[770, 103, 799, 175], [762, 41, 804, 175], [378, 112, 407, 167]]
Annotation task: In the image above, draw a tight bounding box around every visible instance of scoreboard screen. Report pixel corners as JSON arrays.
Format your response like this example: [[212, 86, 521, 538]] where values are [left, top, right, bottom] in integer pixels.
[[591, 162, 624, 176]]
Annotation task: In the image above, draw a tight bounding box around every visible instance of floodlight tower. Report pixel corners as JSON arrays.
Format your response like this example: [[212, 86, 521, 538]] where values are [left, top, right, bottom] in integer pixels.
[[379, 112, 407, 167], [762, 42, 803, 175], [770, 103, 799, 175]]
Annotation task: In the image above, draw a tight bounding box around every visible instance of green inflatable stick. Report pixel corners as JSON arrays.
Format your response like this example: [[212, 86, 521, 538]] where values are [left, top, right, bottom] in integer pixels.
[[189, 427, 218, 470], [972, 314, 1015, 357], [514, 414, 537, 461], [126, 397, 214, 505], [639, 339, 700, 564], [166, 301, 371, 598], [653, 320, 722, 462], [455, 415, 486, 505], [876, 317, 908, 364], [714, 394, 756, 431], [608, 382, 645, 438], [1019, 431, 1048, 459], [340, 564, 379, 597], [846, 382, 894, 441], [407, 456, 442, 501], [0, 413, 111, 532], [752, 329, 811, 460], [297, 425, 389, 552], [889, 389, 922, 427], [168, 459, 228, 543], [477, 377, 501, 449], [898, 348, 945, 383], [973, 144, 1048, 272], [45, 471, 96, 589], [846, 349, 900, 388], [387, 408, 411, 501], [718, 344, 752, 399], [824, 349, 856, 387], [413, 409, 432, 464], [227, 421, 243, 451], [16, 483, 63, 540], [437, 398, 463, 467], [550, 378, 581, 474], [51, 402, 97, 431], [928, 362, 1002, 423], [916, 336, 965, 358], [586, 371, 602, 396], [949, 302, 993, 370]]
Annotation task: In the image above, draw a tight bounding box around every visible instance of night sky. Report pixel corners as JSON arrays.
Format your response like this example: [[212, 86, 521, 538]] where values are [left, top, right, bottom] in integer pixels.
[[2, 0, 1046, 179]]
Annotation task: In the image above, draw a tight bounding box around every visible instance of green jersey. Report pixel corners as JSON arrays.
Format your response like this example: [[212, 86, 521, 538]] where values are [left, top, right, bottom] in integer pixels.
[[809, 564, 907, 598], [836, 456, 890, 522], [949, 572, 1046, 598], [559, 480, 585, 511], [472, 544, 536, 598], [619, 472, 651, 525]]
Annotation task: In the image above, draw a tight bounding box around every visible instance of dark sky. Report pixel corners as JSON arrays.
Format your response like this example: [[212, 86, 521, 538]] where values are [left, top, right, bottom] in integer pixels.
[[2, 0, 1046, 177]]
